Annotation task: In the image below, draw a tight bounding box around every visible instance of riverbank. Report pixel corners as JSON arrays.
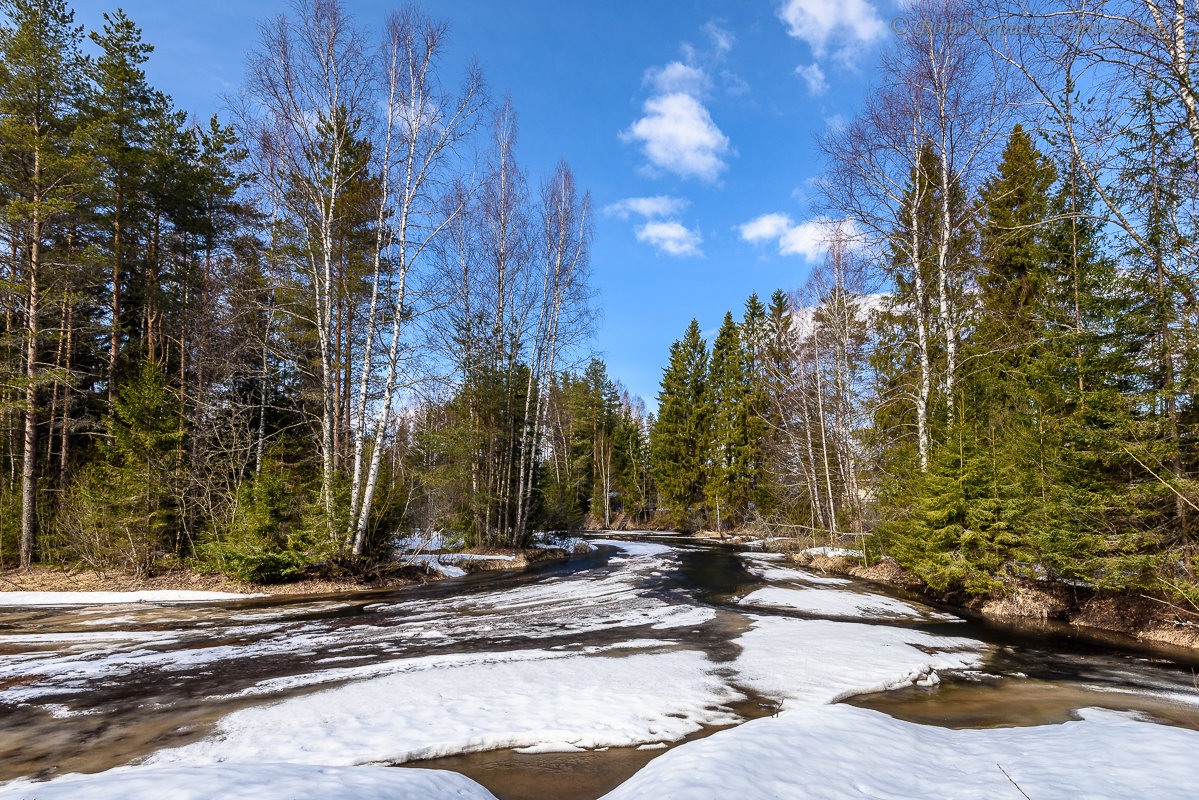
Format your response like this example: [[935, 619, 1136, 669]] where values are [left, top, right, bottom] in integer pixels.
[[766, 541, 1199, 651], [5, 533, 1199, 800], [0, 546, 572, 600]]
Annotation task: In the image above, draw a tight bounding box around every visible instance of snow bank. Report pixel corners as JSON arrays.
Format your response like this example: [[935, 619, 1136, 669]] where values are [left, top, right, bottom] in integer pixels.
[[0, 763, 496, 799], [406, 552, 515, 577], [148, 648, 744, 767], [393, 529, 467, 553], [737, 586, 958, 621], [0, 590, 262, 607], [417, 559, 467, 578], [602, 705, 1199, 799], [1, 545, 712, 707]]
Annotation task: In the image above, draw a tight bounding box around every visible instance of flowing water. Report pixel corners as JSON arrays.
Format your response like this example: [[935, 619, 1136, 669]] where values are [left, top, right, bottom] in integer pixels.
[[2, 533, 1198, 799]]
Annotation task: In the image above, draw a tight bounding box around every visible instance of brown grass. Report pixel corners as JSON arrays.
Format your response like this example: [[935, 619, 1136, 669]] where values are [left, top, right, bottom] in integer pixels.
[[1, 545, 566, 598]]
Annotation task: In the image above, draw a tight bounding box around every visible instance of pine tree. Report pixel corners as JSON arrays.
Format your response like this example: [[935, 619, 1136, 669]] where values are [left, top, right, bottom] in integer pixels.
[[89, 9, 157, 394], [612, 395, 653, 519], [0, 0, 92, 567], [759, 289, 793, 517], [1107, 83, 1197, 575]]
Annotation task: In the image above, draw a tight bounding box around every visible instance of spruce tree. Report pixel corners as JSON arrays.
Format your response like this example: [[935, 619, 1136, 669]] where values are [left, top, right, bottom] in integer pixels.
[[758, 289, 794, 517], [706, 312, 749, 531], [975, 124, 1057, 369], [650, 319, 710, 530], [741, 294, 769, 514]]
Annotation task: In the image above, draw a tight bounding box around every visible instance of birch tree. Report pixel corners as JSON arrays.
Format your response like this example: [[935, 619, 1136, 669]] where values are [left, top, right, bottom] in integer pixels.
[[346, 7, 483, 555], [235, 0, 373, 538]]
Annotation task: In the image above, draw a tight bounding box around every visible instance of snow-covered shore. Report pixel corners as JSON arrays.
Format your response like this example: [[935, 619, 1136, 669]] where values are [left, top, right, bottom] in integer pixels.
[[4, 536, 1199, 799], [0, 590, 264, 606]]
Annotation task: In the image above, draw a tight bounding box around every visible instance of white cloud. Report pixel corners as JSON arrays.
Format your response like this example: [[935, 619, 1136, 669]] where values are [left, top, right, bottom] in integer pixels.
[[621, 93, 731, 182], [739, 212, 795, 243], [645, 62, 709, 96], [739, 213, 857, 261], [795, 62, 827, 96], [777, 0, 886, 56], [622, 20, 740, 182], [779, 219, 839, 260], [603, 196, 690, 219], [637, 220, 703, 257]]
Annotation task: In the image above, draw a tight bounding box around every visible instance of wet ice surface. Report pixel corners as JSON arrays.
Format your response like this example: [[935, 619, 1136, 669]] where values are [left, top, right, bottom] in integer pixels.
[[3, 533, 1199, 799]]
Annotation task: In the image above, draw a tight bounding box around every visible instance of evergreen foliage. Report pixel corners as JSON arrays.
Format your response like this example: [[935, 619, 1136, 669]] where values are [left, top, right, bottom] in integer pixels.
[[651, 319, 710, 530]]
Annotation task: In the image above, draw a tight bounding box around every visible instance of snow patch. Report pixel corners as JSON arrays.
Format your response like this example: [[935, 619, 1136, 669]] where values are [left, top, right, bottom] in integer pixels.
[[740, 554, 851, 585], [730, 615, 982, 706], [147, 649, 744, 767], [602, 705, 1199, 799], [512, 742, 586, 754], [0, 763, 496, 800], [737, 586, 957, 621], [803, 547, 863, 558]]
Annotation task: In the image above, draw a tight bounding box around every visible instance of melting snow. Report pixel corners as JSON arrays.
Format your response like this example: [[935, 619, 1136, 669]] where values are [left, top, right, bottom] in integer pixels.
[[0, 590, 263, 607], [737, 586, 959, 621]]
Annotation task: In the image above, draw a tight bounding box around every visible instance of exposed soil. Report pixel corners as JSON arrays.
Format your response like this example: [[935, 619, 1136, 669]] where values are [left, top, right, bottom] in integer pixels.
[[0, 547, 568, 598]]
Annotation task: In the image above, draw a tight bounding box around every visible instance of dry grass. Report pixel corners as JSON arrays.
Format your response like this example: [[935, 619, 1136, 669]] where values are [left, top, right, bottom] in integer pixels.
[[0, 564, 376, 596], [979, 584, 1071, 620], [0, 545, 562, 597]]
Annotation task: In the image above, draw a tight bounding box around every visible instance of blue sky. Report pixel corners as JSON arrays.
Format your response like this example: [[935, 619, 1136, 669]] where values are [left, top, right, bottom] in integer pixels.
[[72, 0, 897, 407]]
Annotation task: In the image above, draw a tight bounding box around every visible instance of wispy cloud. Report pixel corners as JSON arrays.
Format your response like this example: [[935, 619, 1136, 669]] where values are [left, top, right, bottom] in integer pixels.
[[778, 0, 886, 102], [795, 62, 827, 96], [637, 220, 703, 257], [739, 212, 795, 243], [703, 20, 735, 55], [603, 195, 690, 219]]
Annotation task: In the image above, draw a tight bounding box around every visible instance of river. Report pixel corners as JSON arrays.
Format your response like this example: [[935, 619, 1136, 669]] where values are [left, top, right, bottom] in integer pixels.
[[2, 533, 1198, 798]]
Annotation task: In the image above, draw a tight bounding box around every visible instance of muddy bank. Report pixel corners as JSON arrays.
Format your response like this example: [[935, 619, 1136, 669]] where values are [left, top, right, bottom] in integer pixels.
[[0, 547, 569, 598], [581, 511, 679, 532], [777, 544, 1199, 651]]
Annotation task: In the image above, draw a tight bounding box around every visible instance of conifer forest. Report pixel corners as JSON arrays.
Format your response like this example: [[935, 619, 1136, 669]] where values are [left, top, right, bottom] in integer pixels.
[[2, 0, 1199, 614]]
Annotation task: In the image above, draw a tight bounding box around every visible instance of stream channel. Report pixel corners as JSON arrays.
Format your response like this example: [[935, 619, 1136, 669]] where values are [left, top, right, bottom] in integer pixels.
[[2, 533, 1198, 798]]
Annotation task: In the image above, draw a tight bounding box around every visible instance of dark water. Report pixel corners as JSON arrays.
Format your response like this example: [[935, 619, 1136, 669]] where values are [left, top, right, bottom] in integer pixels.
[[2, 533, 1199, 799]]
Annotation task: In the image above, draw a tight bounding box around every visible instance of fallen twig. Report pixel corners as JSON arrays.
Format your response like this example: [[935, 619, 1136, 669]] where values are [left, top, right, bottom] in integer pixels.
[[997, 764, 1032, 799]]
